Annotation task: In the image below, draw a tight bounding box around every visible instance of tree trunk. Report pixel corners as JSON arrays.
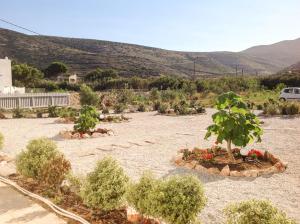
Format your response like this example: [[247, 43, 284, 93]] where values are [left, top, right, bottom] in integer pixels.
[[227, 140, 235, 162]]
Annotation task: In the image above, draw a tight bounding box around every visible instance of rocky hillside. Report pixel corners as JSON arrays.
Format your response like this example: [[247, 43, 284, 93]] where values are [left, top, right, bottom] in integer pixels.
[[1, 28, 299, 77]]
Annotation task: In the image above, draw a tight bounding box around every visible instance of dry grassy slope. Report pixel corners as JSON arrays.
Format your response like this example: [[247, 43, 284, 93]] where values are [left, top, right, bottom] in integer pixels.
[[0, 28, 294, 77], [243, 38, 300, 68], [284, 61, 300, 72]]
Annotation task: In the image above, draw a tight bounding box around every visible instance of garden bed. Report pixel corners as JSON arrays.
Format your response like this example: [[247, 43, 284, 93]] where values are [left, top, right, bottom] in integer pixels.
[[6, 173, 159, 224], [59, 128, 113, 139], [174, 147, 287, 177]]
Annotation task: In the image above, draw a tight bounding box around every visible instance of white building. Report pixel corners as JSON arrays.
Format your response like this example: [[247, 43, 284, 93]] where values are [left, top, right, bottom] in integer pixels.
[[0, 57, 25, 94]]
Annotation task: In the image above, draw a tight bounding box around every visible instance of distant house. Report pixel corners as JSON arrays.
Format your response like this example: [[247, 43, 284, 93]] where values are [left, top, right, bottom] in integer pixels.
[[57, 73, 82, 84]]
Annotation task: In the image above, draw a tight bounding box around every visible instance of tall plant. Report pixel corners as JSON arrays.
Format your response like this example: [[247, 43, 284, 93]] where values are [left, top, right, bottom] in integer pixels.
[[205, 92, 263, 161], [74, 105, 99, 133]]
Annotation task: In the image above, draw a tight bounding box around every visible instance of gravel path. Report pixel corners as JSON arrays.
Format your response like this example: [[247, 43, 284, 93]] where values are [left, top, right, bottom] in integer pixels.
[[0, 109, 299, 223]]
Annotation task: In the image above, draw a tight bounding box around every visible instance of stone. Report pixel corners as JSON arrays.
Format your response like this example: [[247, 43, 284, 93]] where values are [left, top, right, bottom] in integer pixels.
[[207, 167, 220, 175], [264, 151, 279, 164], [92, 132, 103, 138], [190, 160, 198, 168], [184, 162, 196, 169], [71, 133, 80, 139], [82, 133, 90, 139], [242, 170, 259, 177], [174, 153, 184, 165], [274, 162, 286, 172], [220, 165, 230, 176], [259, 166, 277, 175], [230, 171, 243, 177], [195, 164, 207, 172], [59, 131, 72, 139]]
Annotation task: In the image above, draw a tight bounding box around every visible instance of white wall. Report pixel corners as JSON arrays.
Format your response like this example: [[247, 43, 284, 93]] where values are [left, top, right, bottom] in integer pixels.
[[0, 57, 12, 89]]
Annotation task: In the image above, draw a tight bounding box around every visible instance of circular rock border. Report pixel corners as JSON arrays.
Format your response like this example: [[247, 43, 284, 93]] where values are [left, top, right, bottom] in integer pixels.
[[59, 128, 113, 140], [173, 150, 287, 177]]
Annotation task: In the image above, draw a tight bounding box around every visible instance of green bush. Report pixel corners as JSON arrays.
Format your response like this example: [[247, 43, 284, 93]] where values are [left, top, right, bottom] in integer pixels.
[[224, 199, 296, 224], [0, 132, 4, 150], [16, 138, 59, 179], [80, 157, 129, 211], [137, 103, 147, 112], [126, 172, 158, 216], [48, 106, 59, 118], [12, 107, 25, 118], [152, 175, 206, 224], [158, 102, 169, 114], [74, 105, 99, 133], [36, 109, 43, 118], [113, 103, 126, 113], [174, 100, 190, 115], [263, 103, 279, 115], [153, 100, 161, 111], [102, 107, 109, 114], [58, 107, 78, 120], [79, 84, 99, 106]]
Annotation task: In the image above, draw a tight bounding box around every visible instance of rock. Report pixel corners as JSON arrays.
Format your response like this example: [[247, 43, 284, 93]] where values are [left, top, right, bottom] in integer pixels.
[[207, 167, 220, 175], [242, 170, 259, 177], [174, 153, 184, 165], [195, 164, 207, 172], [230, 171, 243, 177], [184, 162, 196, 169], [264, 151, 279, 164], [274, 162, 286, 172], [82, 133, 90, 139], [259, 166, 277, 175], [59, 131, 72, 139], [190, 160, 198, 168], [220, 165, 230, 176], [71, 133, 80, 139], [92, 132, 103, 138]]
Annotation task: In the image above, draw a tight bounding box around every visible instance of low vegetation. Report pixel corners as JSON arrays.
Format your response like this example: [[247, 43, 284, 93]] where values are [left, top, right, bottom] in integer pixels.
[[224, 199, 296, 224], [0, 132, 4, 150], [80, 157, 129, 211], [74, 105, 99, 133]]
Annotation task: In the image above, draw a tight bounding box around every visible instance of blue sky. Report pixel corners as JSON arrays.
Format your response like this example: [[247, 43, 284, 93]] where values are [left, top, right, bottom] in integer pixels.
[[1, 0, 300, 52]]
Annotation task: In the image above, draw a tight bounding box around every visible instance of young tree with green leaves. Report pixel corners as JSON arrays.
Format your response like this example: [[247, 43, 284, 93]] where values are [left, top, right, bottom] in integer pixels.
[[74, 105, 99, 133], [205, 92, 263, 161], [12, 63, 44, 87]]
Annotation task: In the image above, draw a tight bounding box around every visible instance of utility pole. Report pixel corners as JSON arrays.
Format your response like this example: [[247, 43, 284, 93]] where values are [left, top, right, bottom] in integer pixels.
[[235, 65, 238, 76]]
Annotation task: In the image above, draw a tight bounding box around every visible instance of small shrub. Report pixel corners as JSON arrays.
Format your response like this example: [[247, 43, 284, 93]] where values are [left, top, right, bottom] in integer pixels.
[[58, 107, 78, 121], [263, 103, 279, 115], [153, 100, 161, 111], [102, 107, 109, 114], [80, 157, 129, 211], [74, 105, 99, 133], [256, 104, 263, 110], [48, 106, 59, 117], [16, 138, 58, 179], [0, 132, 4, 150], [36, 109, 43, 118], [151, 175, 206, 224], [79, 84, 99, 106], [126, 171, 158, 216], [137, 103, 146, 112], [39, 154, 71, 188], [174, 100, 190, 115], [113, 103, 126, 113], [158, 102, 169, 114], [280, 102, 299, 115], [12, 107, 25, 118], [224, 199, 296, 224]]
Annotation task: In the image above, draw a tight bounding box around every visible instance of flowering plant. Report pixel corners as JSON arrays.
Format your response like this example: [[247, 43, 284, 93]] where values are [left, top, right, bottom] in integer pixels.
[[201, 152, 214, 161], [247, 149, 263, 159]]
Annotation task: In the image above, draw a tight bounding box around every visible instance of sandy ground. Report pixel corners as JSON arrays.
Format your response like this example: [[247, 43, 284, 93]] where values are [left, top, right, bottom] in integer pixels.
[[0, 109, 299, 223]]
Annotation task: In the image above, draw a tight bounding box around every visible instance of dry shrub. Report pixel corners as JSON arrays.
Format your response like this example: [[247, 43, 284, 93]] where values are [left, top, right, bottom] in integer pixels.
[[39, 154, 71, 187]]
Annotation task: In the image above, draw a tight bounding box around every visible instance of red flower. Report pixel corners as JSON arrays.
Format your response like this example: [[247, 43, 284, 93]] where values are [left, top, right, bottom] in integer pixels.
[[202, 153, 214, 160], [248, 149, 263, 158]]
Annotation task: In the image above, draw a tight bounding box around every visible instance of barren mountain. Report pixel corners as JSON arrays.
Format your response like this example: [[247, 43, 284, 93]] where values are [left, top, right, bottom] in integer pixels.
[[0, 28, 299, 77]]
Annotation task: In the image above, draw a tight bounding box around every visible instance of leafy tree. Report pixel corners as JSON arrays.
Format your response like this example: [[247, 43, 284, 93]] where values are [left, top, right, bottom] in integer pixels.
[[79, 84, 99, 106], [44, 61, 68, 78], [85, 68, 118, 82], [12, 63, 43, 87], [205, 92, 263, 161], [74, 105, 99, 133]]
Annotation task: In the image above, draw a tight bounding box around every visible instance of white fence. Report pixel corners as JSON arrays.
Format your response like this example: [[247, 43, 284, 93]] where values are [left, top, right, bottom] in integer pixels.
[[0, 93, 70, 109]]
